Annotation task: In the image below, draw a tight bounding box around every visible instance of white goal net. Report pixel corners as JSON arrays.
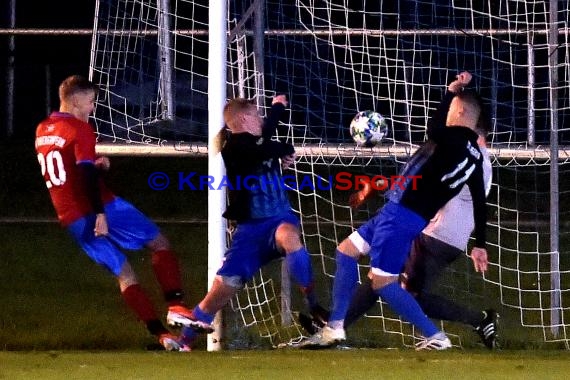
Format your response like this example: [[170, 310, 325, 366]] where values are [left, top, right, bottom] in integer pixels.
[[91, 0, 570, 349]]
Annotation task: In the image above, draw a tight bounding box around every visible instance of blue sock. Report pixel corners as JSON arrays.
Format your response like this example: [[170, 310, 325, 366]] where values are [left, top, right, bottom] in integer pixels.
[[193, 305, 215, 324], [286, 247, 317, 308], [286, 247, 314, 287], [329, 250, 359, 323], [375, 282, 439, 337]]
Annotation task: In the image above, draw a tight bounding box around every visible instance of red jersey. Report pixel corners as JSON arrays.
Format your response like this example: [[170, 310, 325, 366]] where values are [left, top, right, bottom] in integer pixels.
[[35, 112, 115, 226]]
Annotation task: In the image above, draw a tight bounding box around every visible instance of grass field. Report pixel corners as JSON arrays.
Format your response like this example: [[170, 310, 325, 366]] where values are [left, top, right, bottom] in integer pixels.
[[0, 223, 209, 350], [2, 140, 570, 378], [2, 350, 570, 380]]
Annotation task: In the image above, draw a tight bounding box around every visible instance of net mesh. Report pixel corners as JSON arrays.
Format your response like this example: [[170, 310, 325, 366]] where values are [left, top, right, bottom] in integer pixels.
[[91, 0, 570, 349]]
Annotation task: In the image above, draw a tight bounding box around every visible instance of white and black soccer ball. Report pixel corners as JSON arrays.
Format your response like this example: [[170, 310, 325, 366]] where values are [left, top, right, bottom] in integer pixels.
[[349, 110, 388, 147]]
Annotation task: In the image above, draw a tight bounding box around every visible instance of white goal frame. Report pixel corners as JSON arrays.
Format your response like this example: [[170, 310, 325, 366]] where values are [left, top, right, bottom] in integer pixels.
[[90, 0, 570, 350]]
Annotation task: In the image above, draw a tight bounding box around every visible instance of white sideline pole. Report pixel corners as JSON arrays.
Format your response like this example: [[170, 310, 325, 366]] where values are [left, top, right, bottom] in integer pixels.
[[208, 0, 227, 351]]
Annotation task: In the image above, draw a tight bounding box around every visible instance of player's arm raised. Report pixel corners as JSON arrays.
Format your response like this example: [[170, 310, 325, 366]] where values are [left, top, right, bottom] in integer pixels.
[[262, 94, 288, 139], [448, 71, 472, 94], [426, 71, 472, 137]]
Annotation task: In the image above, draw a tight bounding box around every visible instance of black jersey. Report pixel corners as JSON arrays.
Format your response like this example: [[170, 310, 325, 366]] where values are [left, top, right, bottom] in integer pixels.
[[221, 103, 294, 222], [388, 92, 487, 248]]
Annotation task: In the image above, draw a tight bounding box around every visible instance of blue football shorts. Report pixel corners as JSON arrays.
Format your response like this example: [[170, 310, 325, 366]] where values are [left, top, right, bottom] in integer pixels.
[[67, 197, 160, 276], [216, 212, 300, 283], [355, 201, 427, 275]]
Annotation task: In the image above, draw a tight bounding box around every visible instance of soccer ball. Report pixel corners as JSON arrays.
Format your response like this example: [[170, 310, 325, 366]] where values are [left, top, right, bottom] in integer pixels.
[[349, 110, 388, 146]]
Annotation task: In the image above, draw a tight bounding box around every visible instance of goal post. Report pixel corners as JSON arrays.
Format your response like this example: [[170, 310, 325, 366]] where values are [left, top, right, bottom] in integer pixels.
[[207, 0, 227, 352], [90, 0, 570, 350]]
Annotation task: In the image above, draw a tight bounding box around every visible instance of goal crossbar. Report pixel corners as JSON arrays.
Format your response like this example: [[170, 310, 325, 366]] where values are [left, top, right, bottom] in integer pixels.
[[96, 142, 570, 161], [3, 28, 570, 37]]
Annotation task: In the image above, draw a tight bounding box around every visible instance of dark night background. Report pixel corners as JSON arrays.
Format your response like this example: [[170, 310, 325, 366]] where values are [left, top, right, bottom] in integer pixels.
[[0, 0, 97, 140], [1, 1, 567, 145]]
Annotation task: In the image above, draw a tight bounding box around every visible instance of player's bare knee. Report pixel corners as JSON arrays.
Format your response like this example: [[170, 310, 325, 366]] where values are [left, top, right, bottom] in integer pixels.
[[275, 223, 303, 253], [117, 262, 139, 291], [146, 233, 171, 252], [220, 275, 245, 289], [338, 238, 362, 258]]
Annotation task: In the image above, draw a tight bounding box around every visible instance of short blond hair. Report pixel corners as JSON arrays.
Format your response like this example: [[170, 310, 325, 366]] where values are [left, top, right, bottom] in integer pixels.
[[59, 75, 98, 102], [223, 98, 256, 131]]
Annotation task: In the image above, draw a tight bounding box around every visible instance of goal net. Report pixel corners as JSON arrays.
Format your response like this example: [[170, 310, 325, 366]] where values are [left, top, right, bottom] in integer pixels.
[[90, 0, 570, 349]]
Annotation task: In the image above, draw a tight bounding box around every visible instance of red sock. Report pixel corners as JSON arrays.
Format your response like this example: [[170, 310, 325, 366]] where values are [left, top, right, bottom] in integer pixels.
[[121, 284, 158, 323], [151, 250, 184, 306]]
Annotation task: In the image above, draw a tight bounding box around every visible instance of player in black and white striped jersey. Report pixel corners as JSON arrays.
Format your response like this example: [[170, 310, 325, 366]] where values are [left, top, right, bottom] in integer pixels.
[[301, 71, 490, 350], [301, 72, 498, 349]]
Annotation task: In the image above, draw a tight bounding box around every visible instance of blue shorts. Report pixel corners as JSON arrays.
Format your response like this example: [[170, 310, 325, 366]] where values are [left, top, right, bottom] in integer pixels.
[[356, 202, 427, 275], [217, 212, 300, 283], [67, 198, 160, 276]]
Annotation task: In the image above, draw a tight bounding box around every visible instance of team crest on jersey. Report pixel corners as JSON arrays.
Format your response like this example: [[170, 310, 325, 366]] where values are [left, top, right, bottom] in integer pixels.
[[256, 137, 264, 145]]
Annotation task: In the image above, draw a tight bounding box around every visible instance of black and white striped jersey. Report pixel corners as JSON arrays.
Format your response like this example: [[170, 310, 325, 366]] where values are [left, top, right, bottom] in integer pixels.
[[388, 93, 487, 248]]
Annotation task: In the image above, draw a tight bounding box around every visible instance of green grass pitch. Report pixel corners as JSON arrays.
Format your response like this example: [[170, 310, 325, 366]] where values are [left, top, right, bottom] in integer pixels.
[[2, 141, 570, 379], [2, 350, 570, 380]]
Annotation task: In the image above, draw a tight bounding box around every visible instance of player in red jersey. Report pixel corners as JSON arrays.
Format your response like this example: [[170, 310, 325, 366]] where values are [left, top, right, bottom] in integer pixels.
[[35, 75, 193, 351]]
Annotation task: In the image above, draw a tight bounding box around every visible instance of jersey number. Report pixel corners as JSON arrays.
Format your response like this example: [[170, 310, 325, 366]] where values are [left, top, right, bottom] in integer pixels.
[[37, 151, 66, 188]]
